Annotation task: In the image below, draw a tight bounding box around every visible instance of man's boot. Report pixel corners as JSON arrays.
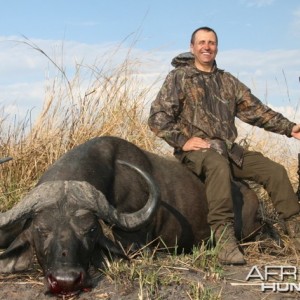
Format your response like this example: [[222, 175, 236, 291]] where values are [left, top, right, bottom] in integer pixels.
[[214, 223, 246, 265], [285, 214, 300, 250]]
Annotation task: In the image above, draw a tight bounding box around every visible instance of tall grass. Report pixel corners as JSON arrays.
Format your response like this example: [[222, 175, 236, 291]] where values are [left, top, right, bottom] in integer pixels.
[[0, 41, 164, 210]]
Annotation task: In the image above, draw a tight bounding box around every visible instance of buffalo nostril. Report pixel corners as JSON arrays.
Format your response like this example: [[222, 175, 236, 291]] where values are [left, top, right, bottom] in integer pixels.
[[74, 272, 84, 285], [62, 250, 67, 257]]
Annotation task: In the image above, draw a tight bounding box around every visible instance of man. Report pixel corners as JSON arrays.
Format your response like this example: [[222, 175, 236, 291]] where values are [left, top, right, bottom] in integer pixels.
[[148, 26, 300, 265]]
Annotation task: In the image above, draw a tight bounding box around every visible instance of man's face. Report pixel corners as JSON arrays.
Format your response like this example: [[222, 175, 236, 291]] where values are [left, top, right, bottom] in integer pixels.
[[190, 30, 218, 70]]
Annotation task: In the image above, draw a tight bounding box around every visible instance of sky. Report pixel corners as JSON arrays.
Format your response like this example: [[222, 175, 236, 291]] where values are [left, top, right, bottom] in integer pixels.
[[0, 0, 300, 124]]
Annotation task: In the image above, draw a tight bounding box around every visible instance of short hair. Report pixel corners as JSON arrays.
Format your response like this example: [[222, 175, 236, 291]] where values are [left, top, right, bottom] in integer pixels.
[[190, 26, 218, 45]]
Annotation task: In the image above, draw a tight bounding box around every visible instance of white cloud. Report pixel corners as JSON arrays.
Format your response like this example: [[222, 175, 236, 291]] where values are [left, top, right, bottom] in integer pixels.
[[218, 49, 300, 108], [0, 36, 299, 127]]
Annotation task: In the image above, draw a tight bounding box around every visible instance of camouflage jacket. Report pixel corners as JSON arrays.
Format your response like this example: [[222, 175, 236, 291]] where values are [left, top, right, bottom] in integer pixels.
[[148, 52, 295, 164]]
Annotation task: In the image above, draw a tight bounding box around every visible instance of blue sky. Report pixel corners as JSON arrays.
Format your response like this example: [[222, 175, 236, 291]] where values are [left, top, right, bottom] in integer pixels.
[[1, 0, 299, 50], [0, 0, 300, 122]]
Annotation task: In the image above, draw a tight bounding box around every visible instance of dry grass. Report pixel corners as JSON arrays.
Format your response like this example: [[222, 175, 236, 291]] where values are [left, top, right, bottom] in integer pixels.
[[0, 40, 165, 210]]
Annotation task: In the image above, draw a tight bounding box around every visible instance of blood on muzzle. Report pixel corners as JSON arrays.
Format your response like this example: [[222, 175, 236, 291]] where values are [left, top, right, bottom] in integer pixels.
[[46, 268, 91, 296]]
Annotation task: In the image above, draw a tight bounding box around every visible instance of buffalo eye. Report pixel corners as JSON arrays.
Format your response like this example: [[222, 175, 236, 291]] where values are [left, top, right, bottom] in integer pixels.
[[86, 225, 98, 237], [89, 227, 97, 233], [77, 224, 98, 237], [36, 227, 50, 239], [72, 213, 99, 237]]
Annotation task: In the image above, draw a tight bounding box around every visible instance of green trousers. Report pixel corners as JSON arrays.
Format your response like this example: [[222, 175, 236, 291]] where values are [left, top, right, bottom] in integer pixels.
[[180, 148, 300, 228]]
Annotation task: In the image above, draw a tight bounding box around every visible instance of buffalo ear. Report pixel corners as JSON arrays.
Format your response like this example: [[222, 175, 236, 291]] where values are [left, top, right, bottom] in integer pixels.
[[0, 220, 27, 248], [0, 227, 34, 273]]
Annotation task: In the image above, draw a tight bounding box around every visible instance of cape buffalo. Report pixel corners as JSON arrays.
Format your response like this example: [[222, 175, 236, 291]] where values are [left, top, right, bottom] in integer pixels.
[[0, 136, 261, 296]]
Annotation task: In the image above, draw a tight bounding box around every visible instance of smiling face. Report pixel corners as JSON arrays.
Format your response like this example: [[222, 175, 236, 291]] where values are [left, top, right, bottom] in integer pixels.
[[190, 29, 218, 72]]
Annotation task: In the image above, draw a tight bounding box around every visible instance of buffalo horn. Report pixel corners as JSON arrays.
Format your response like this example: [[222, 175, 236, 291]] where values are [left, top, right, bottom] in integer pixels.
[[0, 161, 159, 232], [104, 160, 160, 231], [78, 160, 159, 231], [0, 181, 69, 228]]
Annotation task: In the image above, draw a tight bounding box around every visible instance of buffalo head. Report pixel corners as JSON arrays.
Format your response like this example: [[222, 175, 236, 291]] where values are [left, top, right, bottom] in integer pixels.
[[0, 160, 159, 297]]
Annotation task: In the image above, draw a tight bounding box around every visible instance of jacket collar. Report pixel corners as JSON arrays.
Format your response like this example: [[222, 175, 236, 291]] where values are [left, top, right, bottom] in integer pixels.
[[171, 52, 223, 77]]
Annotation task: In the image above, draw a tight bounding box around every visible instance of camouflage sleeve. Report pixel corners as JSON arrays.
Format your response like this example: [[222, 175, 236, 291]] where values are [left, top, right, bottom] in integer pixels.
[[235, 81, 295, 137], [148, 70, 189, 149]]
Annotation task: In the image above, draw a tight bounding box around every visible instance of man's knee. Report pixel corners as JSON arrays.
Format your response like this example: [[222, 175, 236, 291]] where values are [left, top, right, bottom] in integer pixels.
[[204, 151, 230, 177], [266, 160, 289, 182]]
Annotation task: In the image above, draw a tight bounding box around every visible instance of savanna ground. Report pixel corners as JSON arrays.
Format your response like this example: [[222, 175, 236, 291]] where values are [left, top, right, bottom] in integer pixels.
[[1, 40, 300, 299]]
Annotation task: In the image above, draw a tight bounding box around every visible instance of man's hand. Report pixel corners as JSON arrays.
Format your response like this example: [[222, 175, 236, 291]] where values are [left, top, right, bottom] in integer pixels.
[[182, 137, 211, 151], [291, 124, 300, 140]]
